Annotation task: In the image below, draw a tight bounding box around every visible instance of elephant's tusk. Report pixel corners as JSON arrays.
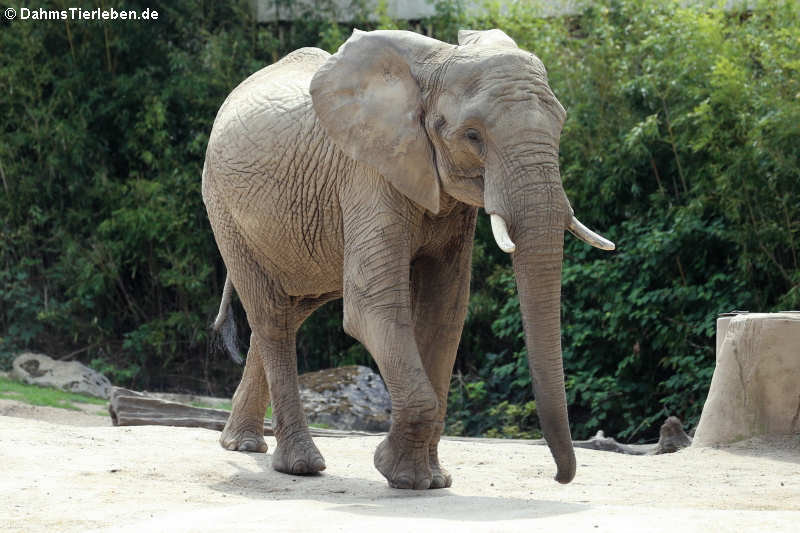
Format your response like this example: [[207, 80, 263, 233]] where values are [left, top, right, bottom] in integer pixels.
[[490, 214, 516, 253], [567, 216, 615, 251]]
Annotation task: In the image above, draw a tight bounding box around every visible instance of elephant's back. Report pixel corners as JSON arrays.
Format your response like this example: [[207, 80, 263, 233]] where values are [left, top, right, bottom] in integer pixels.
[[223, 47, 330, 104], [207, 48, 329, 148], [203, 47, 349, 297], [203, 47, 331, 202]]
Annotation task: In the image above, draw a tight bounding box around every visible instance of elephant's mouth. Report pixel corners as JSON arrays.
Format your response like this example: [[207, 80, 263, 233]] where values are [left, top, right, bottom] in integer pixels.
[[443, 173, 485, 207], [455, 172, 484, 182]]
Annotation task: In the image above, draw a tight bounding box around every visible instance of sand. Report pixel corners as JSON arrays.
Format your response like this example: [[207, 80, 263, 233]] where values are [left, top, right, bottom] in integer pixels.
[[1, 400, 798, 532]]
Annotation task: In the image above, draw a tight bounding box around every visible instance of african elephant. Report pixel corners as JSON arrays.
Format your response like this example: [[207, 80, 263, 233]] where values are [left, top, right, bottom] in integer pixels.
[[202, 28, 614, 490]]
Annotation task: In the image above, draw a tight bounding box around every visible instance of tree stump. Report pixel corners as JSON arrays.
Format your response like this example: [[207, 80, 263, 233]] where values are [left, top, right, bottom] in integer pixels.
[[693, 312, 800, 447], [653, 416, 692, 454]]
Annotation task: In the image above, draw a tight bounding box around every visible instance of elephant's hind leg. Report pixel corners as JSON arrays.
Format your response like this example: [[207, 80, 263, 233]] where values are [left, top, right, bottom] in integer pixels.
[[209, 205, 324, 473], [213, 209, 270, 454], [220, 348, 269, 453], [256, 324, 326, 474]]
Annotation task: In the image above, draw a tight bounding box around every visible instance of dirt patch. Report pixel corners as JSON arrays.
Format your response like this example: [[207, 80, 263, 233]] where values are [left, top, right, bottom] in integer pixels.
[[0, 398, 110, 427], [2, 407, 799, 532]]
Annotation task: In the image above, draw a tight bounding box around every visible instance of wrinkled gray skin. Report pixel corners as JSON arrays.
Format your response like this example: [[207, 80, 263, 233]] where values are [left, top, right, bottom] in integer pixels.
[[202, 29, 612, 489]]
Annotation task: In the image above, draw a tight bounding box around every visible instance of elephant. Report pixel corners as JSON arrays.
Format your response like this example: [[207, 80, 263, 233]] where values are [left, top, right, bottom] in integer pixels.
[[202, 28, 614, 490]]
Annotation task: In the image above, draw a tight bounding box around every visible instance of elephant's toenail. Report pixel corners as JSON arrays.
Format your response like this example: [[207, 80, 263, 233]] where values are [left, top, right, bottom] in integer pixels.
[[391, 476, 413, 489], [414, 478, 432, 490]]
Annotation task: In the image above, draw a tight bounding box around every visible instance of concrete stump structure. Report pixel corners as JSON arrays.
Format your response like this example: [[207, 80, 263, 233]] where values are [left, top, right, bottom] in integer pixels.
[[693, 312, 800, 447]]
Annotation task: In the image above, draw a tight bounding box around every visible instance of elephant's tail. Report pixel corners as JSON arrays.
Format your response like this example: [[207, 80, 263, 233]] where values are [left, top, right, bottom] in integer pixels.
[[212, 275, 243, 365]]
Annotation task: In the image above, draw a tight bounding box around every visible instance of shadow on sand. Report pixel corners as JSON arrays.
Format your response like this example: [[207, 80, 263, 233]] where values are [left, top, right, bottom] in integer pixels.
[[705, 435, 800, 465], [207, 450, 587, 522]]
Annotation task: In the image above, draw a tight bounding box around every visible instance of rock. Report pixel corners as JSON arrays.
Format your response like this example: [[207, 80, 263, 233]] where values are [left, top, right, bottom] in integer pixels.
[[654, 416, 692, 454], [693, 312, 800, 447], [11, 352, 112, 399], [296, 365, 391, 432]]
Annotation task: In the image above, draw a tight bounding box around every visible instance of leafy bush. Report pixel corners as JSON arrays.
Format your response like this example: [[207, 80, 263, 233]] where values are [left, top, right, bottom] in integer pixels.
[[0, 0, 373, 385]]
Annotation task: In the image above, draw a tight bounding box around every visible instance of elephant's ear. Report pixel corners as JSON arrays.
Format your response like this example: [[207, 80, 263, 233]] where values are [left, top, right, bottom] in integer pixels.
[[311, 30, 448, 214], [457, 29, 518, 48]]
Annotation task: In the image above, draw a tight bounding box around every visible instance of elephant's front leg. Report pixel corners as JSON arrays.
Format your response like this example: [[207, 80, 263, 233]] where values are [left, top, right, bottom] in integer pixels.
[[411, 218, 476, 488], [369, 326, 440, 490], [343, 233, 439, 490]]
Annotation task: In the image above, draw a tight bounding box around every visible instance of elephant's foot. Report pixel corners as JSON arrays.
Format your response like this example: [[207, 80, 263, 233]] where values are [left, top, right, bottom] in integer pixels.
[[220, 418, 268, 453], [271, 433, 326, 474], [374, 434, 432, 490], [428, 447, 452, 489]]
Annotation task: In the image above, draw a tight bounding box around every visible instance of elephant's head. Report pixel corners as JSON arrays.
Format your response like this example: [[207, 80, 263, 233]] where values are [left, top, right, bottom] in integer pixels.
[[311, 29, 614, 484]]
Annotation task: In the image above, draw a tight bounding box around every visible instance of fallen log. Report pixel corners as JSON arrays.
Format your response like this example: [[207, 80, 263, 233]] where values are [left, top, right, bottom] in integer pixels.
[[108, 387, 692, 454], [572, 431, 655, 455], [441, 432, 652, 454], [108, 387, 377, 437]]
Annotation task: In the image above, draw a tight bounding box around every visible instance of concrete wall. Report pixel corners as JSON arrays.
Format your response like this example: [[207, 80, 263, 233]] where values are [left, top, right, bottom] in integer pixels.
[[254, 0, 587, 23], [254, 0, 755, 23]]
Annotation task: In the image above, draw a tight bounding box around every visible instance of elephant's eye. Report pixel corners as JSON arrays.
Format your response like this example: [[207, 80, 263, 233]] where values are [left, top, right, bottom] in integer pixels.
[[465, 129, 481, 143]]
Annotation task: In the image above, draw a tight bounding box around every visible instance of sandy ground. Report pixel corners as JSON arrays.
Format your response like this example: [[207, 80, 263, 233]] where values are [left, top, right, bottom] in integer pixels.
[[1, 400, 799, 532]]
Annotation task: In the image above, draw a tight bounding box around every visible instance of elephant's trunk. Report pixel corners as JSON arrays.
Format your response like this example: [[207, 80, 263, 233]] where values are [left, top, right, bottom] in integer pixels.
[[486, 163, 575, 484], [511, 218, 575, 484]]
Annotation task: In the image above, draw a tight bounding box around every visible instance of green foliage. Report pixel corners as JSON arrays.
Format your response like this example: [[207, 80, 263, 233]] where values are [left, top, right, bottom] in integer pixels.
[[0, 0, 380, 387], [2, 1, 263, 388], [0, 376, 106, 410], [190, 400, 234, 411], [1, 0, 798, 442], [483, 401, 540, 439]]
